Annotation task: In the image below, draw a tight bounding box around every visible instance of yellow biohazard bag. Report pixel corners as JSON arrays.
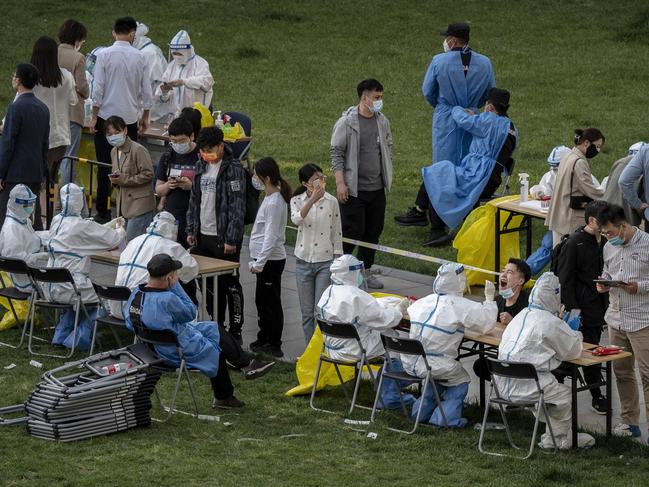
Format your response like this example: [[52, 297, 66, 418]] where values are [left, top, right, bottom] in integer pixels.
[[285, 293, 403, 397], [453, 195, 524, 286], [192, 102, 215, 127], [0, 272, 29, 330], [222, 122, 246, 142]]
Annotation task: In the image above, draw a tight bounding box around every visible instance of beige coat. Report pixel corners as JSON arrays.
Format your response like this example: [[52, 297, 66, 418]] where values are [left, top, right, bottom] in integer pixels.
[[545, 147, 604, 236], [111, 138, 156, 219], [58, 44, 89, 126]]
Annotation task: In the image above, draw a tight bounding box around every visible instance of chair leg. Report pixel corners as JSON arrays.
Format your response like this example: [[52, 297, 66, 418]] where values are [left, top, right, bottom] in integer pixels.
[[183, 364, 200, 417], [389, 376, 429, 435], [477, 391, 492, 454], [16, 296, 33, 349], [348, 360, 365, 415], [430, 378, 449, 428], [163, 362, 186, 422], [525, 403, 542, 460], [539, 397, 558, 453], [27, 299, 38, 355], [309, 357, 335, 414], [370, 369, 386, 423], [334, 363, 352, 404], [89, 319, 99, 356]]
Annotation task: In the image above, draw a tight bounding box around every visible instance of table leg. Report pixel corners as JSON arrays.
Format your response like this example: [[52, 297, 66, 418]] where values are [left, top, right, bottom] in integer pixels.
[[212, 274, 219, 325], [606, 361, 612, 438], [571, 364, 578, 449], [525, 216, 532, 258], [479, 343, 485, 409], [494, 208, 501, 284], [200, 275, 207, 321]]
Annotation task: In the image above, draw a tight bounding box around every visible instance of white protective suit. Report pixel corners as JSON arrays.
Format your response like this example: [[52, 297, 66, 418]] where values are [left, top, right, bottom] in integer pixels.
[[46, 184, 124, 303], [155, 30, 214, 119], [133, 22, 168, 122], [402, 263, 497, 385], [109, 211, 199, 318], [0, 185, 46, 292], [316, 255, 402, 362], [496, 272, 592, 448]]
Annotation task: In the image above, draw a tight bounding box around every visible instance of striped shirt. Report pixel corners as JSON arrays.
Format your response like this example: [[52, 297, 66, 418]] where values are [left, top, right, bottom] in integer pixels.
[[602, 227, 649, 332]]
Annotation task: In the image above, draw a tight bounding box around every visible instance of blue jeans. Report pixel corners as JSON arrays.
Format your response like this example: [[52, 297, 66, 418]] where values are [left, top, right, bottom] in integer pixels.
[[59, 122, 83, 186], [378, 358, 416, 410], [411, 381, 469, 428], [295, 258, 332, 343], [125, 211, 155, 242], [52, 306, 98, 351]]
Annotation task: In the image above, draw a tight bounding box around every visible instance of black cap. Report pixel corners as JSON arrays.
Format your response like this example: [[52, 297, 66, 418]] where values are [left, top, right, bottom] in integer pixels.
[[147, 254, 182, 278], [439, 22, 470, 42], [487, 88, 510, 111]]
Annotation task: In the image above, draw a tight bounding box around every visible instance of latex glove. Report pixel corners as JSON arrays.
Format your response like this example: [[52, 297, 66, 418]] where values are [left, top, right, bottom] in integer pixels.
[[484, 280, 495, 302], [115, 226, 127, 242], [103, 217, 125, 229], [563, 311, 581, 331], [397, 297, 410, 318]]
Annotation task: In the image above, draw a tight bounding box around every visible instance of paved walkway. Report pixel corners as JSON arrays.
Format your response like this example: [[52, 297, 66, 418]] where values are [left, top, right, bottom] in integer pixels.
[[91, 242, 648, 441]]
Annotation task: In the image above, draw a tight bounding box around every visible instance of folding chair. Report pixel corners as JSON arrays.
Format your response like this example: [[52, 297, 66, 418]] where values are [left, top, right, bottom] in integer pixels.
[[498, 157, 516, 197], [0, 257, 34, 349], [89, 283, 133, 356], [223, 111, 252, 163], [132, 323, 200, 422], [370, 334, 448, 434], [27, 266, 96, 359], [309, 319, 383, 415], [478, 358, 558, 460]]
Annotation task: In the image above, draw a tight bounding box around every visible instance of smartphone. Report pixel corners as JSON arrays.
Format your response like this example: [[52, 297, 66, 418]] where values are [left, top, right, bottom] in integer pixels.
[[593, 279, 628, 287], [312, 179, 321, 189], [168, 176, 177, 182]]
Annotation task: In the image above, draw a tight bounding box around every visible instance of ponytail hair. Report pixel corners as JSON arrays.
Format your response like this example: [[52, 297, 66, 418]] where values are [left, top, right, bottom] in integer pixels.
[[254, 157, 292, 203], [293, 163, 323, 197], [574, 127, 605, 146]]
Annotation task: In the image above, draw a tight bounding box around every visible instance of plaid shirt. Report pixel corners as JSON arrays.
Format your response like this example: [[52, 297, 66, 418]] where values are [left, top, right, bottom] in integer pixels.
[[603, 227, 649, 332]]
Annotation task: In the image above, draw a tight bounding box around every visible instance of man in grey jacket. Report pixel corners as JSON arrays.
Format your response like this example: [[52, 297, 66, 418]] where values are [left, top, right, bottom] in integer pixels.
[[330, 78, 392, 289], [619, 142, 649, 230]]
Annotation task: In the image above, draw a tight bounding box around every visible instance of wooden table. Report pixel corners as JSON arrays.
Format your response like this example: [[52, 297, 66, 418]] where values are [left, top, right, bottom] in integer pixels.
[[92, 250, 240, 321], [494, 198, 549, 282], [462, 323, 633, 449]]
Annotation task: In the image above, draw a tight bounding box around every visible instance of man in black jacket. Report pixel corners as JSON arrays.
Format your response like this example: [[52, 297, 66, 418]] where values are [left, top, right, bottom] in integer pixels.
[[0, 63, 49, 230], [556, 200, 609, 414], [186, 126, 247, 343]]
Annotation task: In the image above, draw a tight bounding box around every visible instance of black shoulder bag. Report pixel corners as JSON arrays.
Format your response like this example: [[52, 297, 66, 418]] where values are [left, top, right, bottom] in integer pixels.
[[569, 158, 593, 210]]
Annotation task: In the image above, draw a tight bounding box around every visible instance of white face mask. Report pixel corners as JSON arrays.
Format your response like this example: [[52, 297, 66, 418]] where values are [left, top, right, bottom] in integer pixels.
[[172, 52, 189, 64], [443, 39, 452, 52], [251, 174, 265, 191]]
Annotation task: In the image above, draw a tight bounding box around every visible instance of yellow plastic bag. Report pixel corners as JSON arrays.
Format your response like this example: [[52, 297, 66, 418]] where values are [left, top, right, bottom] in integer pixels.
[[285, 293, 403, 397], [222, 122, 246, 142], [192, 102, 215, 127], [0, 272, 29, 330], [453, 195, 524, 286]]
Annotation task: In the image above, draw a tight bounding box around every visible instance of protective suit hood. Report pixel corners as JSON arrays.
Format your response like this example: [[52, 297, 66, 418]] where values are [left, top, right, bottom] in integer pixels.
[[628, 141, 646, 157], [146, 211, 178, 241], [169, 30, 195, 64], [59, 183, 85, 217], [529, 272, 561, 315], [329, 254, 363, 286], [547, 145, 571, 167], [7, 184, 37, 222], [432, 263, 466, 296], [133, 22, 151, 50]]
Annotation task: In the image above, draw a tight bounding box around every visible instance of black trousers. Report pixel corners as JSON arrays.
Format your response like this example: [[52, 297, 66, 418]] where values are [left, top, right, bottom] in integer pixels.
[[0, 182, 43, 231], [94, 118, 138, 217], [340, 189, 385, 269], [191, 233, 244, 333], [210, 323, 251, 400], [255, 259, 285, 347]]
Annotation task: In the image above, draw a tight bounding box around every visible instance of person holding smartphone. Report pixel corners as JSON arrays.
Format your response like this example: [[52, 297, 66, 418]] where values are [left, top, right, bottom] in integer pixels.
[[556, 200, 610, 414]]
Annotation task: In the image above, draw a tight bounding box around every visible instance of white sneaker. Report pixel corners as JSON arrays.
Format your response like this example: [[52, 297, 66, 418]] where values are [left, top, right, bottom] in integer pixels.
[[539, 432, 595, 449], [364, 271, 384, 290], [613, 423, 641, 437]]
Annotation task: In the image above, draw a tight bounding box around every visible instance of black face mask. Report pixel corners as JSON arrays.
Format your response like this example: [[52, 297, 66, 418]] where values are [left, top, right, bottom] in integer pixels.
[[585, 143, 599, 159]]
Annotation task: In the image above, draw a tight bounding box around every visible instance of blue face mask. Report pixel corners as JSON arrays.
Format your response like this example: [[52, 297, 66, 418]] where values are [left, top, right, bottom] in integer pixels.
[[106, 133, 126, 147], [371, 100, 383, 113], [24, 205, 34, 216], [499, 287, 515, 299], [608, 226, 626, 246], [356, 272, 364, 287], [171, 141, 191, 154]]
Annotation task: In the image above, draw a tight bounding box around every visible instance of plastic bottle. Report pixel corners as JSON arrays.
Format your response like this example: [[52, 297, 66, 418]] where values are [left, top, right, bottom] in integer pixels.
[[100, 362, 133, 375], [518, 173, 530, 202], [214, 110, 224, 129]]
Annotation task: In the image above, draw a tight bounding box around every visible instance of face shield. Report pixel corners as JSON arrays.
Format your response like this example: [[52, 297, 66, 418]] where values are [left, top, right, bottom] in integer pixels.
[[169, 30, 194, 64], [329, 254, 366, 289], [8, 184, 37, 221]]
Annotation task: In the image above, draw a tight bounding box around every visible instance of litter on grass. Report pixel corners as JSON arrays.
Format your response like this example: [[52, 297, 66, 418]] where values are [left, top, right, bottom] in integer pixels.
[[367, 432, 378, 440], [3, 364, 16, 370], [29, 360, 43, 368], [343, 419, 370, 425]]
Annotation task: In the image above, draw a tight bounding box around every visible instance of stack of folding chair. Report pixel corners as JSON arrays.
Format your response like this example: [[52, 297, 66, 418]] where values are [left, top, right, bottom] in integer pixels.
[[22, 344, 163, 441]]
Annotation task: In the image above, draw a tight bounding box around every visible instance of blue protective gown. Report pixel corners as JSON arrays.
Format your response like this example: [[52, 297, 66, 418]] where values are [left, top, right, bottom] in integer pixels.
[[423, 107, 516, 229], [125, 282, 221, 377], [422, 48, 495, 164]]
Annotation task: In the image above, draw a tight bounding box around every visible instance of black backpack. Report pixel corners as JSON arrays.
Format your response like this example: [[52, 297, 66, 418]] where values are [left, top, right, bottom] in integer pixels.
[[550, 234, 571, 274]]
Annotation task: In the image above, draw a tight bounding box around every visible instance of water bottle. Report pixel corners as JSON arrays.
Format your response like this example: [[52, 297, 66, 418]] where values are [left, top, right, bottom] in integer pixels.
[[518, 173, 530, 202], [100, 362, 132, 375], [214, 110, 224, 129]]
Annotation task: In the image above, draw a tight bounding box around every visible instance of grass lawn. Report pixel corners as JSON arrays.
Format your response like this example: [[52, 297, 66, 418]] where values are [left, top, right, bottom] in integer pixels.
[[1, 327, 648, 487], [2, 1, 649, 484]]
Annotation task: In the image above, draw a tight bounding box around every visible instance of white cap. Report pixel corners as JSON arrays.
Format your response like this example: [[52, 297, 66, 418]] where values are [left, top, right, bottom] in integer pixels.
[[330, 254, 364, 287], [146, 211, 178, 241], [529, 272, 561, 315], [432, 263, 466, 296], [628, 142, 646, 157], [547, 145, 571, 167]]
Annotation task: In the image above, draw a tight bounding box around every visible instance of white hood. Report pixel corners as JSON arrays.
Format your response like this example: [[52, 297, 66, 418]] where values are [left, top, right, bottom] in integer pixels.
[[329, 254, 363, 287], [59, 183, 85, 217], [432, 263, 466, 296], [547, 145, 571, 167], [529, 272, 561, 316], [146, 211, 178, 241], [7, 184, 37, 222], [169, 30, 195, 64], [133, 22, 151, 50]]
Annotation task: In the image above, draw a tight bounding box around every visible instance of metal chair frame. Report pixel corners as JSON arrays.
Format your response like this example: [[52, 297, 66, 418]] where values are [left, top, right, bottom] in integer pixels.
[[0, 257, 34, 349], [89, 283, 133, 356]]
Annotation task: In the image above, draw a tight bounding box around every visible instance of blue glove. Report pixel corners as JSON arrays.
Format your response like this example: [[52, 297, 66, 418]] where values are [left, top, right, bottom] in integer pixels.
[[563, 311, 581, 331]]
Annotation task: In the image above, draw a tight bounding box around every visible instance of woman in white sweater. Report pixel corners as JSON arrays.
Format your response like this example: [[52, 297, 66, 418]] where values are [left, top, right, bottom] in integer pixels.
[[248, 157, 291, 358], [290, 164, 343, 343]]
